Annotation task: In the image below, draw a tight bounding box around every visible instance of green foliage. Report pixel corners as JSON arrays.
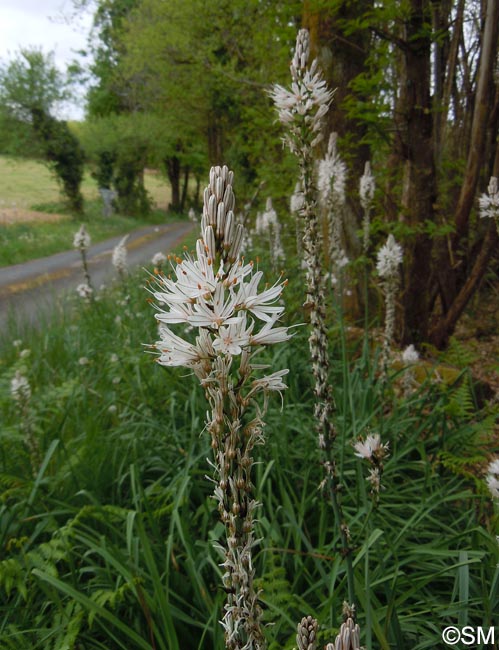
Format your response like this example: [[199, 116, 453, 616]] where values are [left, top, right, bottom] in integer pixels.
[[0, 48, 85, 213], [31, 108, 85, 214], [0, 242, 497, 649], [0, 48, 69, 123]]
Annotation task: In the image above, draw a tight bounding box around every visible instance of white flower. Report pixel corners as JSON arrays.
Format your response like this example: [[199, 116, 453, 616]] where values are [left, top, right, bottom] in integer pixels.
[[487, 474, 499, 500], [353, 433, 389, 460], [488, 459, 499, 475], [76, 282, 93, 301], [402, 344, 419, 363], [376, 234, 403, 278], [359, 161, 376, 210], [151, 252, 167, 268], [11, 371, 31, 402], [479, 176, 499, 220], [149, 165, 291, 368], [112, 235, 129, 274], [317, 133, 347, 206], [13, 339, 22, 348], [188, 207, 198, 222], [20, 349, 31, 359], [73, 224, 91, 250], [110, 353, 119, 363], [269, 29, 334, 152], [290, 182, 304, 215], [108, 404, 117, 414], [78, 356, 89, 366]]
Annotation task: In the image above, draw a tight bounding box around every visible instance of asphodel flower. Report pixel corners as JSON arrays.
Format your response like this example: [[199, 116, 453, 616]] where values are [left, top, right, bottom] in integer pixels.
[[359, 162, 375, 253], [317, 132, 349, 280], [73, 224, 91, 250], [269, 28, 334, 155], [73, 224, 93, 295], [148, 165, 290, 650], [376, 234, 403, 374], [112, 235, 129, 276], [486, 458, 499, 501], [254, 198, 285, 266]]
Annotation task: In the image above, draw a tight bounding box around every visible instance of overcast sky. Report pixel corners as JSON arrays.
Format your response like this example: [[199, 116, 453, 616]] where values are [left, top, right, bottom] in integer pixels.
[[0, 0, 93, 120]]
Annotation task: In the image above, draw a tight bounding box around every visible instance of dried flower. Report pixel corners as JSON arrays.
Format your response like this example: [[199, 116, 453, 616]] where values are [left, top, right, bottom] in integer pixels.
[[73, 224, 91, 250]]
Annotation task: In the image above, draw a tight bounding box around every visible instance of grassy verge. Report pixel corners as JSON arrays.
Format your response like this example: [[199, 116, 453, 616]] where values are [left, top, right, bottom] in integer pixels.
[[0, 201, 180, 267]]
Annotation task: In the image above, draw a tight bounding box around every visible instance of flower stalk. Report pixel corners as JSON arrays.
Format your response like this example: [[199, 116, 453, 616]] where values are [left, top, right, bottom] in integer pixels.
[[11, 370, 40, 477], [270, 28, 355, 610], [73, 224, 93, 299], [149, 165, 290, 649], [376, 234, 403, 375]]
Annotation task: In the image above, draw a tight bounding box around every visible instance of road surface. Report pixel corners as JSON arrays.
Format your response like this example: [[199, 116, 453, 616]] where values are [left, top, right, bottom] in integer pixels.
[[0, 221, 195, 333]]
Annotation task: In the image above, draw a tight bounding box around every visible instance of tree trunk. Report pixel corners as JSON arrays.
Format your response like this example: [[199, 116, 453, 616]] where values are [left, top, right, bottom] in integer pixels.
[[394, 0, 436, 344], [180, 165, 189, 212], [429, 224, 498, 347], [166, 155, 181, 212], [452, 0, 499, 245]]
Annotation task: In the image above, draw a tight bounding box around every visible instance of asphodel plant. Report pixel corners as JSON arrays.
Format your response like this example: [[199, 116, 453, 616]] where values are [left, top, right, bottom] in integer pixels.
[[148, 165, 291, 649]]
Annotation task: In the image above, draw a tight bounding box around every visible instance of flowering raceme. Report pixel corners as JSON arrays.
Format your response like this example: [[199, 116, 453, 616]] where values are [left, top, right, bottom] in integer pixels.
[[269, 28, 334, 155], [149, 165, 291, 649]]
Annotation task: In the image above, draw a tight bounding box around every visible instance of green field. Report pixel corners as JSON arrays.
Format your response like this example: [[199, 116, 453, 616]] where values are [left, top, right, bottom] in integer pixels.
[[0, 156, 177, 267], [0, 156, 171, 211]]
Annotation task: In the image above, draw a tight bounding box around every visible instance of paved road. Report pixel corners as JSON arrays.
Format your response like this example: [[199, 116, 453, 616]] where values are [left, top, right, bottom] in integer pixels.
[[0, 221, 195, 333]]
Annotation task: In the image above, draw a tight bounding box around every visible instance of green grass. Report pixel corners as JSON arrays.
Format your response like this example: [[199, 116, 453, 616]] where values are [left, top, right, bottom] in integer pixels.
[[0, 234, 497, 649], [0, 203, 172, 267], [0, 155, 171, 210], [0, 156, 182, 267]]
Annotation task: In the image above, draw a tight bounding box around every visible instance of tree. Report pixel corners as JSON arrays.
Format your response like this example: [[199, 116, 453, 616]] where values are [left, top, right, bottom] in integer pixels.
[[0, 48, 85, 214], [305, 0, 499, 347]]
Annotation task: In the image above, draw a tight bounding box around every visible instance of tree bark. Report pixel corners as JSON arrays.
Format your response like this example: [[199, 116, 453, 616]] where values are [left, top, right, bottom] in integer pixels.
[[180, 165, 189, 212], [394, 0, 436, 343], [452, 0, 499, 245], [166, 155, 181, 212]]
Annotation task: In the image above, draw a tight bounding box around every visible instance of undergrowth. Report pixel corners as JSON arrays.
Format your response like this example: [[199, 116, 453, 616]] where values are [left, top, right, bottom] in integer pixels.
[[0, 237, 498, 649]]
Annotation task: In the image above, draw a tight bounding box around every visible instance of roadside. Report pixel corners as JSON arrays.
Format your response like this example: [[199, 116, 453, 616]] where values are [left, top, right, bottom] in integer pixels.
[[0, 221, 195, 333]]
